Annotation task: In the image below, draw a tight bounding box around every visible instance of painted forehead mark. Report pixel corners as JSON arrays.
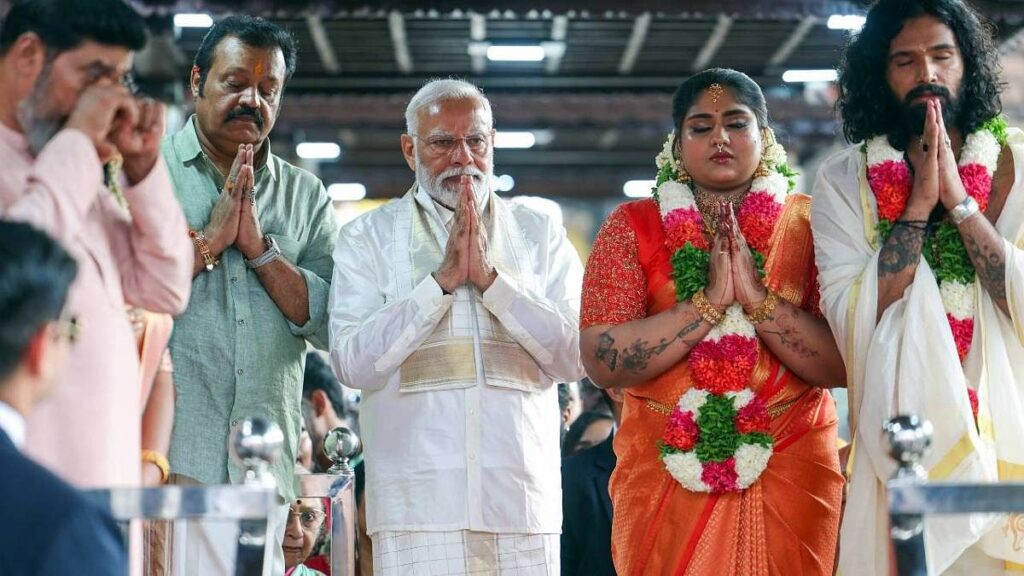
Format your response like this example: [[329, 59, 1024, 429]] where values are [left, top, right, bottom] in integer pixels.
[[254, 61, 264, 76]]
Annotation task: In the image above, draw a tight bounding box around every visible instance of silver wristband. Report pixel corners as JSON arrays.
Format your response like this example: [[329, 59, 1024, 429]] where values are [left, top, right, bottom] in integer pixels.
[[949, 196, 980, 226], [245, 236, 281, 269]]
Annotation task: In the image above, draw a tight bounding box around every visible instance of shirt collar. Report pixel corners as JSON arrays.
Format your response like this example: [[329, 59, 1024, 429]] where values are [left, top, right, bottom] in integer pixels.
[[414, 185, 455, 227], [0, 117, 33, 158], [176, 115, 279, 183], [0, 401, 26, 449]]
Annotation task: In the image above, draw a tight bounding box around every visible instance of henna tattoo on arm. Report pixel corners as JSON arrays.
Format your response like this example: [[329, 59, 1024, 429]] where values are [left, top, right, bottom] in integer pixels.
[[758, 307, 820, 359], [962, 228, 1008, 312], [594, 312, 704, 373], [878, 224, 926, 277]]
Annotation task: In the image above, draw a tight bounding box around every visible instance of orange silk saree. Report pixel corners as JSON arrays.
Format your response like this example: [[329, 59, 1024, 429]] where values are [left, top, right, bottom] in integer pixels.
[[581, 196, 843, 576]]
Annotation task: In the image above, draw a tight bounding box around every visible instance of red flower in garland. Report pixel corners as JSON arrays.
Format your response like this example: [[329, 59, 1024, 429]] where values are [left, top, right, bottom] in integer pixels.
[[946, 314, 974, 362], [967, 388, 979, 422], [868, 161, 911, 221], [701, 458, 740, 492], [663, 407, 700, 451], [664, 207, 707, 251], [737, 191, 784, 253], [959, 164, 992, 212], [736, 397, 771, 434], [689, 335, 758, 394]]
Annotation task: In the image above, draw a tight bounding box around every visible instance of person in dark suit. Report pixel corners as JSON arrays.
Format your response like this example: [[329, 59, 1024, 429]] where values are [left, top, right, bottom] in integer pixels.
[[561, 386, 625, 576], [0, 221, 127, 576]]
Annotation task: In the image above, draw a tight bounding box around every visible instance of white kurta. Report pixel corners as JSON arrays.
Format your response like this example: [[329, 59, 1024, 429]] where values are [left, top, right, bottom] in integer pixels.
[[329, 187, 585, 536], [812, 131, 1024, 575]]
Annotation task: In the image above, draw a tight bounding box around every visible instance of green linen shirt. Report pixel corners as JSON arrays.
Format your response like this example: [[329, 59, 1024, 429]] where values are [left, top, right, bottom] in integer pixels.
[[162, 116, 339, 498]]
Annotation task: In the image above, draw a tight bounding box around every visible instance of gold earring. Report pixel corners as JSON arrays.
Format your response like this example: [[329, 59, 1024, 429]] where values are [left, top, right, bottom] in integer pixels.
[[752, 127, 774, 178], [676, 164, 692, 184]]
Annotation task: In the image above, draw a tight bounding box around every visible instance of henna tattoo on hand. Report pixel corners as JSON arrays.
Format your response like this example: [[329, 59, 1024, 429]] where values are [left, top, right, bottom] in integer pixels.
[[878, 224, 926, 277], [963, 231, 1007, 309], [594, 312, 703, 373]]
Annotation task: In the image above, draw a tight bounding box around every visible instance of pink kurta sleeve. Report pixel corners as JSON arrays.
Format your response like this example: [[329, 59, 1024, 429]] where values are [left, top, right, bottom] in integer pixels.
[[3, 129, 104, 242], [111, 158, 193, 314]]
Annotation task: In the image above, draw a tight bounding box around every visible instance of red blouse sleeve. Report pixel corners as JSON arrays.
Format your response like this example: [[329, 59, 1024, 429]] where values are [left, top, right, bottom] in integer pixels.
[[580, 205, 648, 330]]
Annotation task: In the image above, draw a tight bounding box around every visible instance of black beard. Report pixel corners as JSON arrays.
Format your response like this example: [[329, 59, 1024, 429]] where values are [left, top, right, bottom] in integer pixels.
[[898, 84, 960, 136]]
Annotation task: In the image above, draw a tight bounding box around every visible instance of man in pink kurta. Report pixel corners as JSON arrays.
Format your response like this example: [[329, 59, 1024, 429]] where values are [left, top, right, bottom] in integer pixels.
[[0, 0, 193, 489]]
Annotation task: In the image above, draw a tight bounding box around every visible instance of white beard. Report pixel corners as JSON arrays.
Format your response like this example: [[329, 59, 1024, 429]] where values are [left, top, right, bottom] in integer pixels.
[[416, 161, 492, 210]]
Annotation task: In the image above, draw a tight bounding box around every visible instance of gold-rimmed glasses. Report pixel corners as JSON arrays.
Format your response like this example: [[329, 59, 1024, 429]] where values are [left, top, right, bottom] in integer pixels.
[[411, 132, 491, 157]]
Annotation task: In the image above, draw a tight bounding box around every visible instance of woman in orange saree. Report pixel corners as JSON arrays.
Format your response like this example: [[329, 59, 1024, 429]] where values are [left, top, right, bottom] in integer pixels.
[[580, 69, 846, 575]]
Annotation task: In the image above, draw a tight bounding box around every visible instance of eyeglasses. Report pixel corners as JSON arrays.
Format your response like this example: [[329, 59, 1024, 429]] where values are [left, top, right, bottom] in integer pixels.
[[287, 507, 326, 530], [411, 133, 491, 157]]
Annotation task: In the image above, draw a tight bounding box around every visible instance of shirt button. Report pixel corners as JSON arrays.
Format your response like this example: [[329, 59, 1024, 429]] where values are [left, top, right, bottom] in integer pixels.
[[230, 277, 238, 283], [468, 408, 476, 416], [469, 453, 477, 461], [230, 419, 239, 427], [236, 368, 243, 375], [237, 319, 245, 326]]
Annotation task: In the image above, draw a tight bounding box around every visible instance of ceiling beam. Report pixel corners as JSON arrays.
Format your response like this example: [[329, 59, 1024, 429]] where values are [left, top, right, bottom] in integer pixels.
[[546, 15, 569, 74], [691, 14, 733, 72], [618, 12, 651, 75], [469, 12, 487, 74], [387, 10, 413, 74], [767, 15, 817, 68], [284, 73, 788, 92], [305, 15, 341, 74]]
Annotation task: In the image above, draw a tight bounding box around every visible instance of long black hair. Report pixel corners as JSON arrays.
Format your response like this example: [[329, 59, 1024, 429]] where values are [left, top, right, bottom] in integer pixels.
[[836, 0, 1002, 150]]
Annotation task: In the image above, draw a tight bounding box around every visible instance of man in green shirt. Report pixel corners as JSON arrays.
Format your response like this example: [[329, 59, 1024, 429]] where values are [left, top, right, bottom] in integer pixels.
[[161, 13, 337, 525]]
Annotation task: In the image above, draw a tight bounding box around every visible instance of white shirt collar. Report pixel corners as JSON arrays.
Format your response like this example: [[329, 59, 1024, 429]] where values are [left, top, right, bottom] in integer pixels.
[[0, 401, 26, 449]]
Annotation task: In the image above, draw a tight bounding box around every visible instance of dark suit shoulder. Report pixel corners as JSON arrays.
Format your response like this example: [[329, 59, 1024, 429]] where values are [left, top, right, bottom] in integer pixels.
[[0, 441, 125, 575]]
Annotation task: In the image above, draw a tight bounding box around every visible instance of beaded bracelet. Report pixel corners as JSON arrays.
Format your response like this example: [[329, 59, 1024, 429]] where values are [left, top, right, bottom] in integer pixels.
[[692, 288, 724, 326]]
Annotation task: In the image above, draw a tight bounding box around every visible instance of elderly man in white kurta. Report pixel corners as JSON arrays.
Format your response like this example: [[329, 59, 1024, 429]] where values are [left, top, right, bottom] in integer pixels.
[[812, 0, 1024, 573], [329, 79, 584, 574]]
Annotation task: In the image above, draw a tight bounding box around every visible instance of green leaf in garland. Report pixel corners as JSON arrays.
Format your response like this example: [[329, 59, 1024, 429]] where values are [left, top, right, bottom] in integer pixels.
[[739, 432, 774, 448], [933, 222, 976, 284], [777, 163, 799, 193], [655, 162, 675, 188], [671, 243, 710, 302], [694, 394, 740, 463], [876, 219, 894, 242], [751, 250, 766, 279], [982, 116, 1009, 147]]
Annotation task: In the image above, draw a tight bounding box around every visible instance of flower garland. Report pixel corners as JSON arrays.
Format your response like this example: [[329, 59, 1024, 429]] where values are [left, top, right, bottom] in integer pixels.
[[652, 129, 795, 493], [865, 118, 1007, 420]]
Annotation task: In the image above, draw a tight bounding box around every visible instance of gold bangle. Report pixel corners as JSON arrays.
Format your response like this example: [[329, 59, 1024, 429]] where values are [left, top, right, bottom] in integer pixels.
[[745, 290, 779, 324], [692, 288, 724, 326], [141, 449, 170, 484], [188, 229, 219, 271]]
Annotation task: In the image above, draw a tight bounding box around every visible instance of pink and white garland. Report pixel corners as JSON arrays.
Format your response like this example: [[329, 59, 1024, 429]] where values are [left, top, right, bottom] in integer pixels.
[[865, 123, 1003, 418], [654, 130, 792, 493]]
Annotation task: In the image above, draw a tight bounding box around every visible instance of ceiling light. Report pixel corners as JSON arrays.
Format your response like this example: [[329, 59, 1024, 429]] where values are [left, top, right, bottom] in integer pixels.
[[174, 13, 213, 28], [491, 174, 515, 192], [486, 45, 545, 62], [782, 69, 838, 83], [494, 131, 536, 149], [827, 15, 866, 31], [623, 180, 656, 198], [328, 183, 367, 202], [296, 142, 341, 160]]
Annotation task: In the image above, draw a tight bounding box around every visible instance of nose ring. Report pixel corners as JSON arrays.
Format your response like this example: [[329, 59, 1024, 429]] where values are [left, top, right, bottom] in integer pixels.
[[715, 143, 725, 153]]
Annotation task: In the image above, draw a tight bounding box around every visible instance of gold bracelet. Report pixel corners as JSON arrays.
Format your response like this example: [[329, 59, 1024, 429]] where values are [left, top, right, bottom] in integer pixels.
[[745, 290, 779, 324], [141, 449, 170, 484], [691, 288, 724, 326], [188, 229, 219, 271]]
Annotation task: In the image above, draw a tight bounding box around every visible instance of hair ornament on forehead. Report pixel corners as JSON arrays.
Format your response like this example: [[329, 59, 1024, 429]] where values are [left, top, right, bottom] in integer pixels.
[[707, 83, 725, 104]]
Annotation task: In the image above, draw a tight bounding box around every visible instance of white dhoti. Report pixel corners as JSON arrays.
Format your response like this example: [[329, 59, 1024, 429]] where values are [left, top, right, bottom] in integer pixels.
[[371, 531, 558, 576]]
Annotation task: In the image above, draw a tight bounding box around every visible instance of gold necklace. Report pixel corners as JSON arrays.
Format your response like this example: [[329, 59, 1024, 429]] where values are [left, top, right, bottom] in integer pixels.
[[694, 187, 748, 237]]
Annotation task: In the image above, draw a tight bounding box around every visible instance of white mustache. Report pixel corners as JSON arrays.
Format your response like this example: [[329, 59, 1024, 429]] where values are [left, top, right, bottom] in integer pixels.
[[432, 167, 486, 190]]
